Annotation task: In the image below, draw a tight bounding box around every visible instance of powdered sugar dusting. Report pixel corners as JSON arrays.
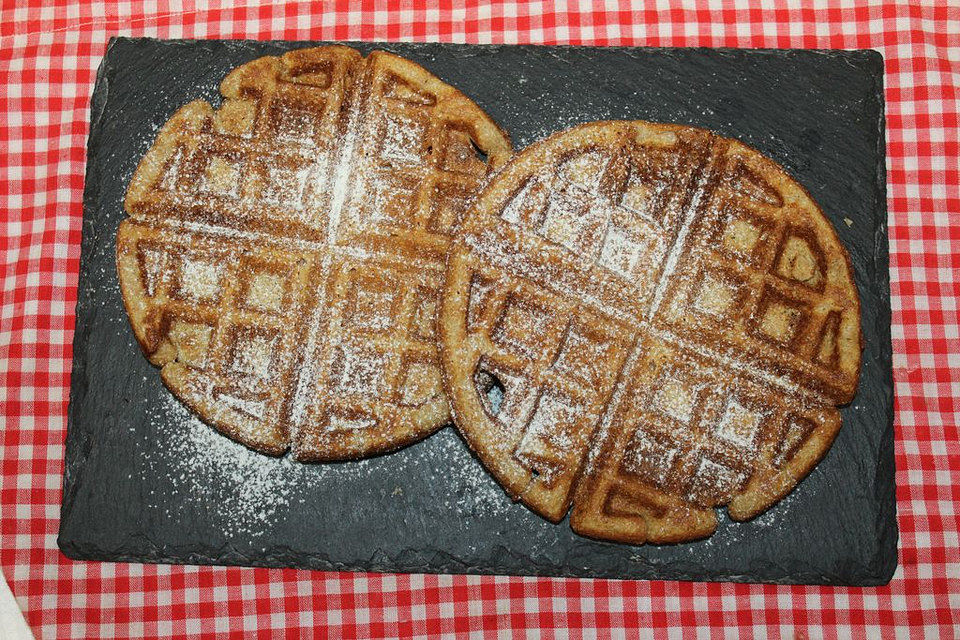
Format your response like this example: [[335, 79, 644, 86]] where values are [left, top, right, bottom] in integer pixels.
[[142, 393, 514, 538], [417, 430, 515, 518], [144, 394, 299, 538]]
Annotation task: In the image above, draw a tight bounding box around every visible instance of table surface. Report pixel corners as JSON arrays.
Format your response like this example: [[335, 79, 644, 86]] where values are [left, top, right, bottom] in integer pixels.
[[1, 1, 957, 638]]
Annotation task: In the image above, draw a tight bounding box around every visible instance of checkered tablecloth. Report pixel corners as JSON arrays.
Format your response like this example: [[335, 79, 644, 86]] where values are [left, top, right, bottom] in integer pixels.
[[1, 1, 957, 637]]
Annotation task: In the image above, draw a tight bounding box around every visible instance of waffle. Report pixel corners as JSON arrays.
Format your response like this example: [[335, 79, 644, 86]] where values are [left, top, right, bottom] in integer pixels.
[[117, 45, 512, 460], [439, 121, 862, 543]]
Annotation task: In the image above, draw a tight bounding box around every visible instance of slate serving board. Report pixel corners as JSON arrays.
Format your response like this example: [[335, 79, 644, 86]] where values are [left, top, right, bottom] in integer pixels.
[[59, 37, 896, 585]]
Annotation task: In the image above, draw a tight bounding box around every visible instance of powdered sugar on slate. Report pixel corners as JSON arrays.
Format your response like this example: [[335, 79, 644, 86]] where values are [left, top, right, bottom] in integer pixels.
[[144, 394, 300, 538], [417, 430, 515, 518], [142, 394, 512, 538]]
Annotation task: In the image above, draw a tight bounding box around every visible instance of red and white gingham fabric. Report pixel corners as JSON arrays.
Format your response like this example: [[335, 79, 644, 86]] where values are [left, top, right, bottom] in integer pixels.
[[1, 1, 958, 637]]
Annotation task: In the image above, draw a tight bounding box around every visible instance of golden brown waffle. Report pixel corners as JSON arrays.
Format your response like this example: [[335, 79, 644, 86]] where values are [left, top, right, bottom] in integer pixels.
[[439, 121, 861, 544], [117, 45, 512, 460]]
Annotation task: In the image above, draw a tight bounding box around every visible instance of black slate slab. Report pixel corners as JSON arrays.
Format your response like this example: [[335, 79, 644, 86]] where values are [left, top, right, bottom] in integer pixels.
[[59, 37, 896, 585]]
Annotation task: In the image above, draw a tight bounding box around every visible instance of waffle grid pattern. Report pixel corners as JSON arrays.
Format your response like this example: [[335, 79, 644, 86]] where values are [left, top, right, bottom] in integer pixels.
[[1, 1, 957, 637], [450, 124, 858, 542], [120, 46, 506, 459]]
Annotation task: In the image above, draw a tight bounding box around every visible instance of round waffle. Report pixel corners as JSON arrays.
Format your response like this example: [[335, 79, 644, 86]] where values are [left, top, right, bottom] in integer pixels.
[[439, 121, 861, 544], [117, 46, 511, 460]]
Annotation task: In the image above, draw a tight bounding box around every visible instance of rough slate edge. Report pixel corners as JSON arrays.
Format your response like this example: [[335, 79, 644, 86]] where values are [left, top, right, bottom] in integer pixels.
[[58, 37, 897, 585]]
